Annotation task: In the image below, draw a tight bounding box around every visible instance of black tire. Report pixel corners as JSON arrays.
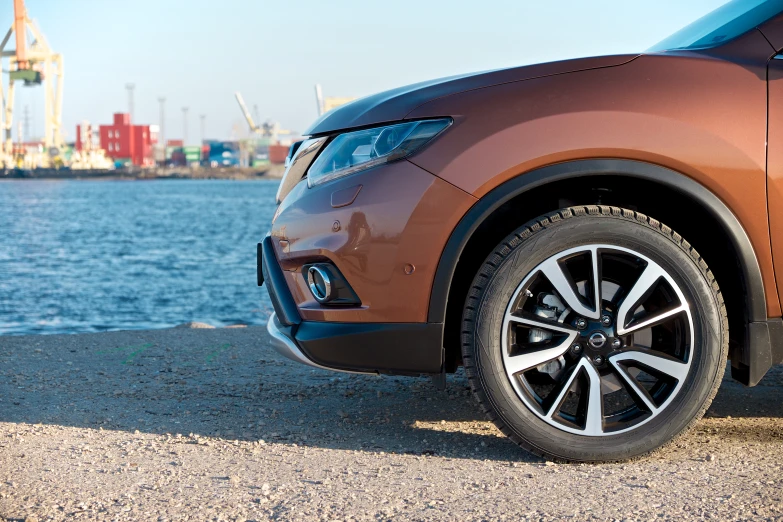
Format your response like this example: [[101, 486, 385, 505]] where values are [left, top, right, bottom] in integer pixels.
[[461, 205, 728, 462]]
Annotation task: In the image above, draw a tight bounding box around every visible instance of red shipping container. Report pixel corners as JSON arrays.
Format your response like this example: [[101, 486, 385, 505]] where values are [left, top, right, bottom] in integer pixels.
[[269, 144, 289, 164]]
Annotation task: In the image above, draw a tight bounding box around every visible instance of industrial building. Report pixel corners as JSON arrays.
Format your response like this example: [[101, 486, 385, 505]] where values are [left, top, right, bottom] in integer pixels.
[[75, 113, 158, 167]]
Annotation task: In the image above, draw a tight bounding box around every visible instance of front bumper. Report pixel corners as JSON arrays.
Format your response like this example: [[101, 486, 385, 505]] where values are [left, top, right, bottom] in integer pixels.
[[259, 236, 444, 375], [266, 312, 357, 372], [269, 159, 476, 323]]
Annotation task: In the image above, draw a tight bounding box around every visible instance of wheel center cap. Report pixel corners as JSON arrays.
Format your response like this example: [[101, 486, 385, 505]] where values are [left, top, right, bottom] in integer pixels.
[[588, 332, 607, 349]]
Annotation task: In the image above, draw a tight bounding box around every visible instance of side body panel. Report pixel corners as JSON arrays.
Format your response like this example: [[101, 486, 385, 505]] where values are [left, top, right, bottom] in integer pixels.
[[766, 59, 783, 317], [408, 45, 781, 316]]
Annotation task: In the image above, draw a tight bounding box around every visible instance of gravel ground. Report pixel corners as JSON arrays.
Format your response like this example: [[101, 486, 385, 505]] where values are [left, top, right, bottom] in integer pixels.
[[1, 325, 783, 521]]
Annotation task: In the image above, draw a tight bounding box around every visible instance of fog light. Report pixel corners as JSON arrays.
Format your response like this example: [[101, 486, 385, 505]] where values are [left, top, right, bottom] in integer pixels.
[[302, 263, 360, 306], [307, 265, 333, 303]]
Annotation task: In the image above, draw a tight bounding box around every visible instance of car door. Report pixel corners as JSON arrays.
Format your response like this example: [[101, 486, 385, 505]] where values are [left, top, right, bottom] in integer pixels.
[[760, 15, 783, 304]]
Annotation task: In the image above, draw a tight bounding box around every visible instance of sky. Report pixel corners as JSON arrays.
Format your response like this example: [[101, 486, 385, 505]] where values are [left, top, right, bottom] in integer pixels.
[[4, 0, 730, 144]]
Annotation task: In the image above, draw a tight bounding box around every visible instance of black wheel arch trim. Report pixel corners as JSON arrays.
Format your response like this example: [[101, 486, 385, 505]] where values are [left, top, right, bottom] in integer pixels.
[[428, 159, 777, 386]]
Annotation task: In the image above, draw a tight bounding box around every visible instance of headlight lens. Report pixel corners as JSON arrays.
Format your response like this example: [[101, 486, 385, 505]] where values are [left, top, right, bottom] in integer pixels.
[[307, 118, 451, 187]]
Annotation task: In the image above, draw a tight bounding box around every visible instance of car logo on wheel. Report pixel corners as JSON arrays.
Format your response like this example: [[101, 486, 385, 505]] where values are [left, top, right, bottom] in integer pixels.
[[589, 332, 607, 349]]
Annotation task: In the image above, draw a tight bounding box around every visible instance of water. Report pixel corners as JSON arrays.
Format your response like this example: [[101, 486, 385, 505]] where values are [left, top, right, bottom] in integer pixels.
[[0, 179, 276, 335]]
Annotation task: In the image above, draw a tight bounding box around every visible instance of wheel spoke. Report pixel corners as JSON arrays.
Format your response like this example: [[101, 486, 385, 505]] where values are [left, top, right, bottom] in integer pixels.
[[544, 360, 583, 418], [582, 361, 604, 435], [539, 253, 600, 319], [609, 362, 658, 413], [617, 305, 686, 336], [609, 350, 690, 382], [616, 263, 669, 335], [504, 336, 576, 375], [590, 247, 603, 318], [543, 359, 603, 435], [506, 311, 577, 334], [504, 312, 578, 375]]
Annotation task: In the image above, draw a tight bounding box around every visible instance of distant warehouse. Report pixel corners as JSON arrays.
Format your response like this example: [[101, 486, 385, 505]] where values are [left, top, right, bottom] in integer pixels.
[[75, 113, 158, 167]]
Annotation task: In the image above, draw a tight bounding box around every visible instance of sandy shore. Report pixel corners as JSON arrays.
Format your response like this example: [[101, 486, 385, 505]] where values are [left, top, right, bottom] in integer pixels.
[[1, 325, 782, 521]]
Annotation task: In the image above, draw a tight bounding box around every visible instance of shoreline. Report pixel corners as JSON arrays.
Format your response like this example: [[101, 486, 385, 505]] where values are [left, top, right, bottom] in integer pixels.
[[0, 320, 265, 337], [0, 164, 285, 181]]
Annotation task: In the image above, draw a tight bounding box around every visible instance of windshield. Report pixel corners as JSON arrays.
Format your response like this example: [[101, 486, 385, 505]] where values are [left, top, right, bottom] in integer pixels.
[[649, 0, 783, 52]]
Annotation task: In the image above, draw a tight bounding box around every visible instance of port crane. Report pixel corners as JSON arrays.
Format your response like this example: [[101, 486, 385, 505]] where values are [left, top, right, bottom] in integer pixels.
[[233, 91, 290, 139], [0, 0, 64, 165]]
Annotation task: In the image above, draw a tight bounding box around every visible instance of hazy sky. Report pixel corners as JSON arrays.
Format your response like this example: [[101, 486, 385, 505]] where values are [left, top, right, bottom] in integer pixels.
[[6, 0, 729, 143]]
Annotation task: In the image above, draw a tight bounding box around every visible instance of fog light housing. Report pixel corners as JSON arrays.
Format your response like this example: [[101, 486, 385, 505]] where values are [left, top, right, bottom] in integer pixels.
[[303, 263, 361, 306]]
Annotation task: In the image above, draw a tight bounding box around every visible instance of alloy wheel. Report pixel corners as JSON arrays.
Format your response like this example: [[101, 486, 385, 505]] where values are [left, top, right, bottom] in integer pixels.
[[501, 244, 694, 436]]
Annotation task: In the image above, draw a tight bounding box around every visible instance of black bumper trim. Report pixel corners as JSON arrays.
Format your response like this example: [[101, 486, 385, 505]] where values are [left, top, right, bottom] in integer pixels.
[[295, 321, 444, 375], [257, 243, 264, 287], [260, 236, 301, 326]]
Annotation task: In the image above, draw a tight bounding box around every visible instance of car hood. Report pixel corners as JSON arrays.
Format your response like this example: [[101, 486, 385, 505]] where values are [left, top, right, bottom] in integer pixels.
[[306, 54, 639, 135]]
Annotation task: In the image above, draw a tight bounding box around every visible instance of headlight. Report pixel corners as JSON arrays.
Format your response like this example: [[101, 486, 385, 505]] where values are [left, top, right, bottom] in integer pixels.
[[307, 118, 452, 187]]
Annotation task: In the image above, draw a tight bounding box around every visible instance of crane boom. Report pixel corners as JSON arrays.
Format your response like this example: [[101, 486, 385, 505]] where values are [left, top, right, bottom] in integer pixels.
[[0, 0, 64, 166], [234, 91, 259, 133], [13, 0, 27, 69], [234, 91, 293, 138]]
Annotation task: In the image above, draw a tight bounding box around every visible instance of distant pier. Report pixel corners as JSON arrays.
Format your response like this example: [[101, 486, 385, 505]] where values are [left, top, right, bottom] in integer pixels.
[[0, 165, 285, 181]]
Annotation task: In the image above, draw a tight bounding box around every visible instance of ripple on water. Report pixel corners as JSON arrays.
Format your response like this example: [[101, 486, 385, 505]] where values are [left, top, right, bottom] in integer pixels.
[[0, 179, 277, 335]]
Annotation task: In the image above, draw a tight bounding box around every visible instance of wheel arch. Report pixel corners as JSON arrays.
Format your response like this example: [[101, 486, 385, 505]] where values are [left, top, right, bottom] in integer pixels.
[[429, 159, 780, 385]]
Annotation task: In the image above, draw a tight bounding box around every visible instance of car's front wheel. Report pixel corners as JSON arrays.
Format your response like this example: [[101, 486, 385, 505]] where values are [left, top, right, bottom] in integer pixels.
[[461, 206, 728, 462]]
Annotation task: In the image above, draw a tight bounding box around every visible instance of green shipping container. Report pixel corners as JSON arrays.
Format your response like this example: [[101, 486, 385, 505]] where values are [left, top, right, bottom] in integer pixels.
[[183, 146, 201, 164]]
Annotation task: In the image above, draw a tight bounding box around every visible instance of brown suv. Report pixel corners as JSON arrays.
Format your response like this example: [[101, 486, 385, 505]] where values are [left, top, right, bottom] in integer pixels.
[[259, 0, 783, 461]]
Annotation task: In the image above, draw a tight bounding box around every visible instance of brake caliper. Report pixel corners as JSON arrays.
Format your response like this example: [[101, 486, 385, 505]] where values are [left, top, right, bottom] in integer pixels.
[[530, 293, 568, 378]]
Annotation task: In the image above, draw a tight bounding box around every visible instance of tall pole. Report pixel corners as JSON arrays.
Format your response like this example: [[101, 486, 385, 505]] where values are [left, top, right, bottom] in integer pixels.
[[314, 84, 324, 117], [181, 106, 189, 145], [158, 97, 166, 145], [22, 105, 29, 142], [5, 80, 15, 152], [43, 57, 52, 147], [199, 114, 205, 144], [125, 83, 135, 123]]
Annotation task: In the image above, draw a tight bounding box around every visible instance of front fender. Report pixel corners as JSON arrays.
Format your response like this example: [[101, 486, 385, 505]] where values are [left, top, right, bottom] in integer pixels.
[[408, 51, 779, 318]]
